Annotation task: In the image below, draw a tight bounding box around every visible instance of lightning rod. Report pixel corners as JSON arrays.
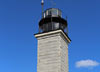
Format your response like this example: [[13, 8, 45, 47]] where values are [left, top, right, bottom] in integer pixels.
[[41, 0, 44, 18]]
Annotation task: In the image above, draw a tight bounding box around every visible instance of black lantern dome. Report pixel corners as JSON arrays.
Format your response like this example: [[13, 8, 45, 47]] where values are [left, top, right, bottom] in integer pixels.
[[39, 8, 68, 33]]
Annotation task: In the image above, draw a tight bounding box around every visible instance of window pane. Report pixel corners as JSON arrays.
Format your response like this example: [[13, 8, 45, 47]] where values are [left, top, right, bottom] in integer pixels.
[[52, 9, 57, 16]]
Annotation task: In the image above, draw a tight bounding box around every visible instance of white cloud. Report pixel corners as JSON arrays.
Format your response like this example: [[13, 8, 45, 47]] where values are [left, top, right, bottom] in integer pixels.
[[75, 59, 100, 68]]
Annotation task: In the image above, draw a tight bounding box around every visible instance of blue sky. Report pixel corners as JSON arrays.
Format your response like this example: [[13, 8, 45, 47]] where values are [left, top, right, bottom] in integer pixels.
[[0, 0, 100, 72]]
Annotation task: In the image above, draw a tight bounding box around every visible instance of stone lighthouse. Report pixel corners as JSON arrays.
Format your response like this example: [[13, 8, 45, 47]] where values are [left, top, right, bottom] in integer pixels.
[[34, 1, 71, 72]]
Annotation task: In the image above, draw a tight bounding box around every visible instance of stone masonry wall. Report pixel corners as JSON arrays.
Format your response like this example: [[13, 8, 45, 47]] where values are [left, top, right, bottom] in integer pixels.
[[36, 32, 68, 72]]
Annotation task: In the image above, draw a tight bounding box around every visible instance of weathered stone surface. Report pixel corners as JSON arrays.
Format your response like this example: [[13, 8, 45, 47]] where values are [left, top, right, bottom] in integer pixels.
[[35, 30, 69, 72]]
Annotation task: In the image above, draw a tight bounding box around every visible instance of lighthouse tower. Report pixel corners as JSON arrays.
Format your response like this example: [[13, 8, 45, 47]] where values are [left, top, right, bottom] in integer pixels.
[[35, 1, 71, 72]]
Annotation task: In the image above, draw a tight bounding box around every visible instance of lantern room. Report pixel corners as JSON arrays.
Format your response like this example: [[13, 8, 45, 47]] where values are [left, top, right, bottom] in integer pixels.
[[39, 8, 68, 33]]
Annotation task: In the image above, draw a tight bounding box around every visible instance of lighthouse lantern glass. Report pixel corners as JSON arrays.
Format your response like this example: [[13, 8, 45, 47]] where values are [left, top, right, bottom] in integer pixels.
[[43, 8, 62, 18]]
